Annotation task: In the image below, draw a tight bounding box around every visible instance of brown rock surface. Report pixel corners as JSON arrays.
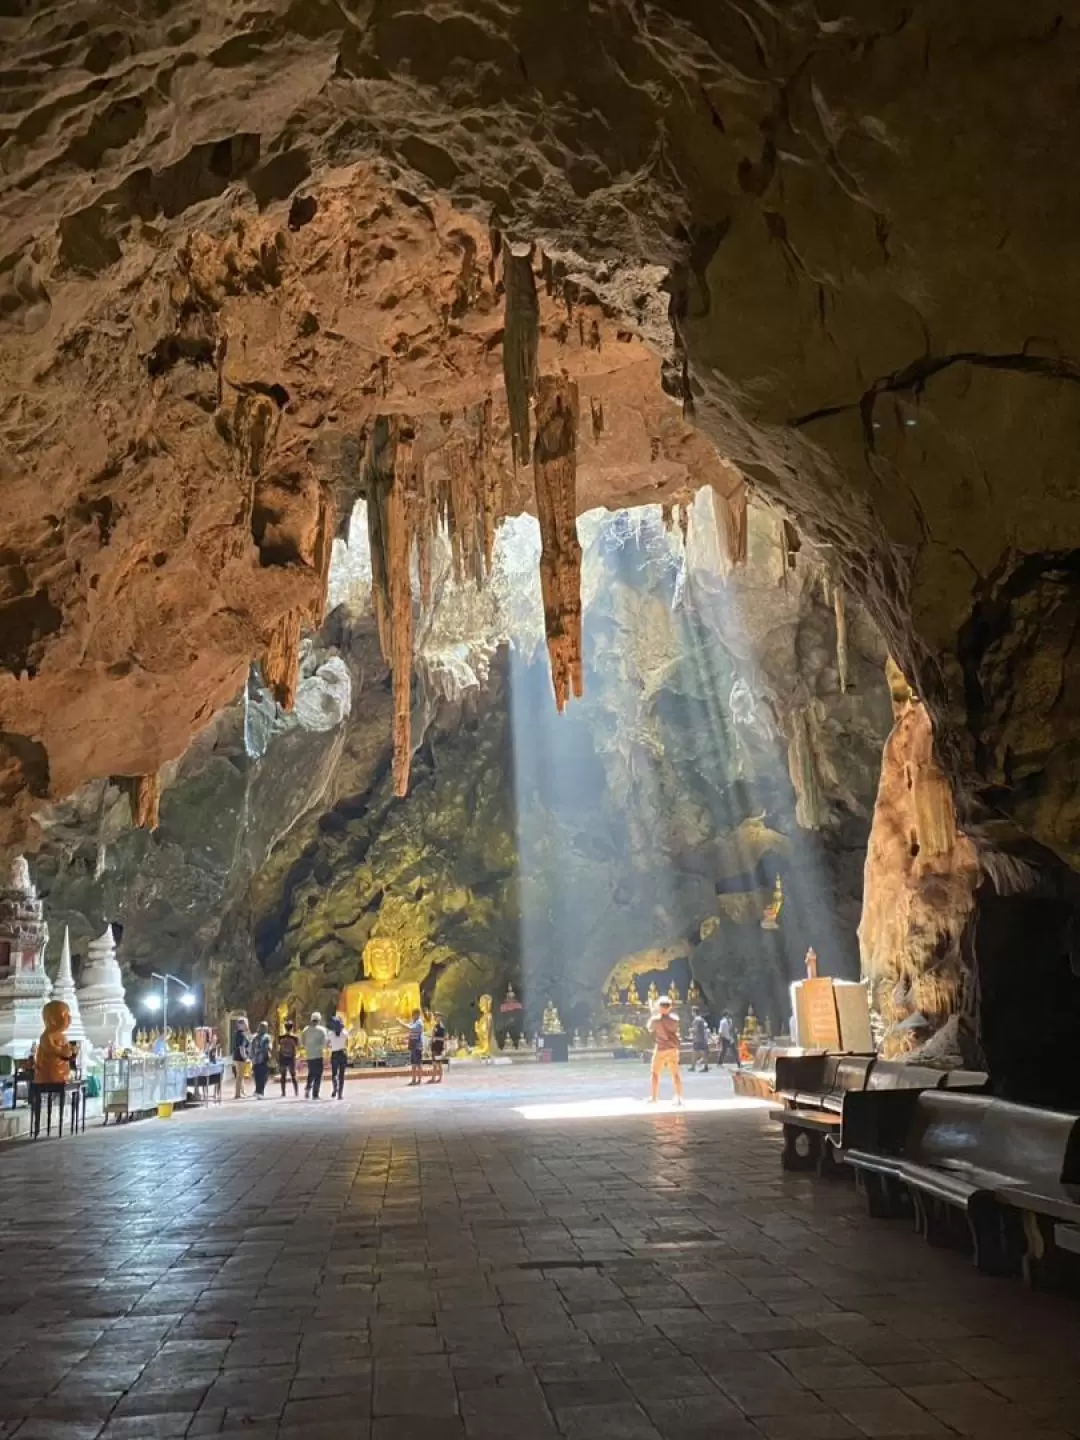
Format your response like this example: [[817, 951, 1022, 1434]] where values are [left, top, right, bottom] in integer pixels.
[[859, 670, 979, 1052], [2, 0, 1079, 875]]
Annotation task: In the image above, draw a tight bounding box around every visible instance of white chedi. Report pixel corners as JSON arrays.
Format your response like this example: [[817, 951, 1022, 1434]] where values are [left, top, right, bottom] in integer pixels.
[[77, 924, 135, 1053], [51, 926, 88, 1047]]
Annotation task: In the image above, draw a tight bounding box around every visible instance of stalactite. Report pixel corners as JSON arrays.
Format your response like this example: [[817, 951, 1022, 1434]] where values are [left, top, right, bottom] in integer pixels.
[[365, 416, 417, 795], [478, 396, 499, 574], [264, 608, 302, 709], [129, 772, 161, 831], [444, 437, 482, 586], [305, 487, 337, 629], [678, 503, 690, 545], [533, 375, 582, 711], [503, 247, 539, 468], [908, 704, 959, 860], [787, 707, 825, 830], [589, 396, 604, 441], [661, 503, 675, 532], [711, 480, 748, 572], [833, 582, 849, 694]]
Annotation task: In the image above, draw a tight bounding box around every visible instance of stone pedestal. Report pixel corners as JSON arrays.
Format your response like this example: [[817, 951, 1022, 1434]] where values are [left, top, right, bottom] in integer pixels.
[[77, 925, 135, 1055], [0, 856, 52, 1059]]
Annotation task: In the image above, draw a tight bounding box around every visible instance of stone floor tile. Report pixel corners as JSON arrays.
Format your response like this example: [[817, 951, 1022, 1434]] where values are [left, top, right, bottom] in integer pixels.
[[552, 1401, 663, 1438]]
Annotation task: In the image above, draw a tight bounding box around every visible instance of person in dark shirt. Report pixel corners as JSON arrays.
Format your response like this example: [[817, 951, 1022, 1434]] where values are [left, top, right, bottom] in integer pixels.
[[232, 1020, 250, 1101], [428, 1012, 447, 1084], [399, 1009, 424, 1086], [689, 1006, 710, 1072], [277, 1020, 299, 1097]]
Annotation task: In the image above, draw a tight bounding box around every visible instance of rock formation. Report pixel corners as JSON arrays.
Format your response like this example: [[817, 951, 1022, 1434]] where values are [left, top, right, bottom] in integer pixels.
[[859, 664, 979, 1056]]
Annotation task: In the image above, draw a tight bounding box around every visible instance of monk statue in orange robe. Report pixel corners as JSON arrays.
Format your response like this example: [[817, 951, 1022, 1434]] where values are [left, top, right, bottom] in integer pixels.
[[34, 1001, 76, 1085]]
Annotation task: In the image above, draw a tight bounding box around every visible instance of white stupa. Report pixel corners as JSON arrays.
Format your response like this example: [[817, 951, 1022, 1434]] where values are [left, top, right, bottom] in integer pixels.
[[51, 926, 88, 1047], [77, 924, 135, 1054]]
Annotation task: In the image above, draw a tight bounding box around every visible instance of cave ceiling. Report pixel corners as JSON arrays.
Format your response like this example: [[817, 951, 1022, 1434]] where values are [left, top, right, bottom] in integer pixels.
[[2, 0, 1079, 869]]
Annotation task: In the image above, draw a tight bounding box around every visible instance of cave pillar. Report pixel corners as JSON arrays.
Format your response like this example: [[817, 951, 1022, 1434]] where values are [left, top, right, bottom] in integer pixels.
[[859, 667, 978, 1056], [532, 375, 583, 711]]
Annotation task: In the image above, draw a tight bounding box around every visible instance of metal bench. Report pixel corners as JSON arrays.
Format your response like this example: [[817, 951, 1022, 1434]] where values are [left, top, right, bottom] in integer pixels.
[[840, 1090, 1080, 1285]]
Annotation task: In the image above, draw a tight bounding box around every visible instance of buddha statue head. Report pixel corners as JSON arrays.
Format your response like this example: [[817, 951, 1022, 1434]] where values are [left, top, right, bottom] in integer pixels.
[[362, 937, 401, 985], [42, 999, 70, 1035]]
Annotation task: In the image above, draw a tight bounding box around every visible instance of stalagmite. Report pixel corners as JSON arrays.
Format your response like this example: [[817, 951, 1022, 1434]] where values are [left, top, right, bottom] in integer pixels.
[[503, 248, 539, 468], [834, 583, 849, 694], [711, 480, 748, 573], [264, 609, 302, 709], [533, 375, 583, 711], [129, 772, 161, 831]]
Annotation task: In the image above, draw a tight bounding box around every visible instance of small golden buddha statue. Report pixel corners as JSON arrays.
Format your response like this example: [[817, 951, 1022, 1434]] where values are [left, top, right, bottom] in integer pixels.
[[606, 977, 621, 1008], [669, 981, 681, 1005], [339, 938, 422, 1042], [35, 1001, 76, 1086], [626, 977, 642, 1007], [473, 994, 495, 1057], [646, 981, 659, 1008], [761, 875, 784, 930], [542, 1001, 563, 1034], [687, 978, 702, 1007]]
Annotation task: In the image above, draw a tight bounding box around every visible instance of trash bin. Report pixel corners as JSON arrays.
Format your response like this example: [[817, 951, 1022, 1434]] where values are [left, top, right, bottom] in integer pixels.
[[157, 1102, 173, 1119]]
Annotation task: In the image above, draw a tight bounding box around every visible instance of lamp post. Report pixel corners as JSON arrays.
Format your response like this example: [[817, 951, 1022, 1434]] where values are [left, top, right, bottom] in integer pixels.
[[144, 972, 197, 1039]]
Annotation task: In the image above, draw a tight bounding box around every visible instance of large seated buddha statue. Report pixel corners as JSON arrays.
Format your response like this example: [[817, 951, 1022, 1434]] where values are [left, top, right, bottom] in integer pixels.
[[339, 938, 421, 1043]]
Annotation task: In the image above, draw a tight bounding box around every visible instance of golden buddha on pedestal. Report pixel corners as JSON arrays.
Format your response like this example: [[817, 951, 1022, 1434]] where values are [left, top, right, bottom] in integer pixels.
[[34, 1001, 76, 1086], [626, 977, 642, 1007], [339, 938, 422, 1045], [473, 994, 495, 1056]]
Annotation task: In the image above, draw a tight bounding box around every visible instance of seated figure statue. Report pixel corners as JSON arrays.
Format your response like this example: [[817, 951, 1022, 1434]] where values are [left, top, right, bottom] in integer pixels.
[[339, 938, 421, 1045], [34, 1001, 76, 1085], [473, 994, 495, 1057]]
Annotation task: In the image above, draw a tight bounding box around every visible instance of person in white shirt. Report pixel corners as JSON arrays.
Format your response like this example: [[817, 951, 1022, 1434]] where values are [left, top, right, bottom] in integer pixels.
[[301, 1012, 328, 1099], [328, 1015, 349, 1100], [398, 1009, 424, 1087]]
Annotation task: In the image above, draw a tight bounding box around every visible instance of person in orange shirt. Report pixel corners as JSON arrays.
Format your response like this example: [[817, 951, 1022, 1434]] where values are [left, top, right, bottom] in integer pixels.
[[646, 996, 684, 1106]]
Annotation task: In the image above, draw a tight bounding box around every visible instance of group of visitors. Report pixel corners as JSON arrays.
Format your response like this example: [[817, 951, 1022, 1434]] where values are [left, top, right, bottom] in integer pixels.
[[230, 1007, 449, 1100], [648, 997, 742, 1104]]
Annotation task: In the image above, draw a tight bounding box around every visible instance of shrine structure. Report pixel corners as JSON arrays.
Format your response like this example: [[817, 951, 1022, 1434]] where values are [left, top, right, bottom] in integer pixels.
[[0, 856, 52, 1058]]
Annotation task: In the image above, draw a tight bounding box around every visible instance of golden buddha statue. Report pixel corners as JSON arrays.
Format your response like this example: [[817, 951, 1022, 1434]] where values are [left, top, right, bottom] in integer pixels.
[[646, 981, 659, 1008], [669, 980, 681, 1006], [626, 977, 642, 1007], [35, 1001, 76, 1086], [339, 938, 422, 1043], [473, 994, 495, 1057], [541, 1001, 563, 1034], [761, 875, 784, 930], [687, 978, 702, 1007], [606, 977, 621, 1007]]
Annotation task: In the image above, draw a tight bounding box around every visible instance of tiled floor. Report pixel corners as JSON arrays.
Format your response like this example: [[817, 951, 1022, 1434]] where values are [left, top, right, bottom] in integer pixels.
[[1, 1062, 1078, 1439]]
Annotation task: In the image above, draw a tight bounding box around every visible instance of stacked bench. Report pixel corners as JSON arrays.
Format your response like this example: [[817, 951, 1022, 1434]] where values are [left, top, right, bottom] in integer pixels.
[[771, 1053, 987, 1173], [839, 1089, 1080, 1286]]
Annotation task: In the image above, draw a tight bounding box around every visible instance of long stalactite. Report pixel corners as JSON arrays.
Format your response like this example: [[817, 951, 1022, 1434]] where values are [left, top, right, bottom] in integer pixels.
[[129, 772, 161, 831], [533, 374, 583, 711], [503, 248, 539, 469], [712, 479, 748, 572]]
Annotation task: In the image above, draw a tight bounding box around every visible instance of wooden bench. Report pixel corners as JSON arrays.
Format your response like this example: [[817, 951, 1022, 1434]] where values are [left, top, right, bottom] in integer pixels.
[[771, 1056, 987, 1173], [840, 1090, 1080, 1285]]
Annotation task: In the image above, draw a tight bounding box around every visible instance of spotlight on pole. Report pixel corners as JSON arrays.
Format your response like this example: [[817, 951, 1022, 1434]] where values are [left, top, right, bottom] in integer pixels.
[[143, 992, 162, 1012]]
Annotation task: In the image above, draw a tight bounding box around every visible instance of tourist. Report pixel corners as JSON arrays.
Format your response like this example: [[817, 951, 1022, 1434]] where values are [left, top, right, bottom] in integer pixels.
[[647, 995, 683, 1105], [399, 1008, 424, 1086], [718, 1011, 739, 1068], [277, 1019, 299, 1096], [428, 1012, 447, 1084], [689, 1006, 710, 1072], [251, 1021, 272, 1099], [232, 1019, 250, 1100], [328, 1014, 348, 1099], [302, 1011, 328, 1099]]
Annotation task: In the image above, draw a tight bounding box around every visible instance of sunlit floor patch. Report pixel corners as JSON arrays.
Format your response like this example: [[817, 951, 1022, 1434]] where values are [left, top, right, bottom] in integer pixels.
[[515, 1094, 771, 1121]]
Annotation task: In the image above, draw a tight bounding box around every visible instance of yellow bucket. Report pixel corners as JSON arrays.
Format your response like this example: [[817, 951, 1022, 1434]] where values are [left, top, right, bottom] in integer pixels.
[[157, 1102, 173, 1119]]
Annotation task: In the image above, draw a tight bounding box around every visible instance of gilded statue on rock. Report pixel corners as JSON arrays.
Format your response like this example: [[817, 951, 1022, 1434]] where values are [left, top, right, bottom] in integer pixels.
[[339, 939, 422, 1046], [34, 1001, 76, 1085]]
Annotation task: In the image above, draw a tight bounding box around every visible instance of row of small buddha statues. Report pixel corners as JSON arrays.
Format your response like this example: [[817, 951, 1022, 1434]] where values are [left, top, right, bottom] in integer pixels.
[[605, 976, 702, 1010]]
